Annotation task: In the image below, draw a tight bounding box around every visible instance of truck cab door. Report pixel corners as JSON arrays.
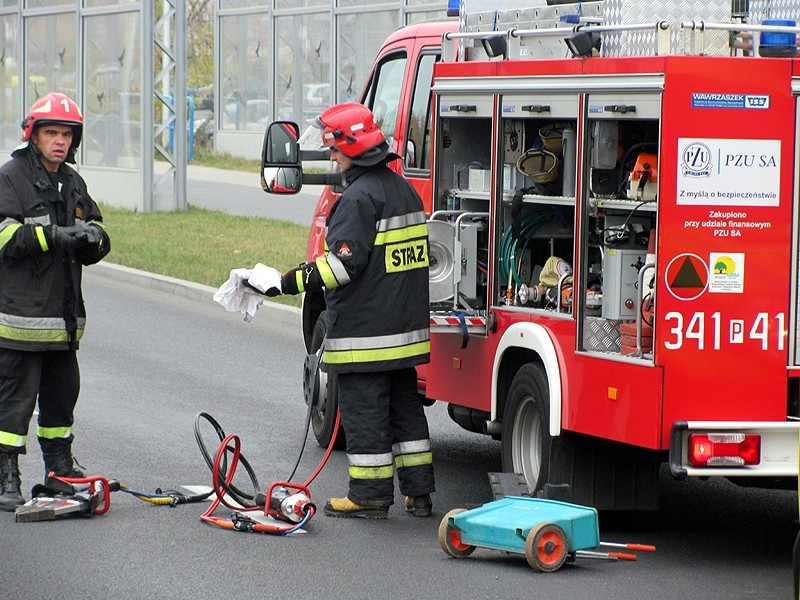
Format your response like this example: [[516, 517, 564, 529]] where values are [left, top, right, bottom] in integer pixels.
[[362, 41, 443, 213]]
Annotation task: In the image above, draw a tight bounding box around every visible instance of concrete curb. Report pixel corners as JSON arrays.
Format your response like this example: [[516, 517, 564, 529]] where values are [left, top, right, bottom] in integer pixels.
[[91, 262, 301, 329]]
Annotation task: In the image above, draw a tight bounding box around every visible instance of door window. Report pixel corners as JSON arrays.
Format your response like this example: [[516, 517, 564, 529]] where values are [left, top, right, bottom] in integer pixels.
[[363, 52, 407, 144], [404, 52, 437, 171]]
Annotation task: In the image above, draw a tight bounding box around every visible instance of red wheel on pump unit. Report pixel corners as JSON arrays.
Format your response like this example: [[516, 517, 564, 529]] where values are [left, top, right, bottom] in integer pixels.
[[438, 509, 475, 558], [525, 522, 568, 572]]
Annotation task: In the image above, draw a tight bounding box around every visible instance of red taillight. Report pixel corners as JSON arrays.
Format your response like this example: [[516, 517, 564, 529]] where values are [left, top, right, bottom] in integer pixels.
[[688, 433, 761, 467]]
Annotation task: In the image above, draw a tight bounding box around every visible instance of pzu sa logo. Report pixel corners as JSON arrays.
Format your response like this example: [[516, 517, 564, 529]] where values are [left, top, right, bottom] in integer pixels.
[[681, 142, 712, 177], [745, 95, 770, 109]]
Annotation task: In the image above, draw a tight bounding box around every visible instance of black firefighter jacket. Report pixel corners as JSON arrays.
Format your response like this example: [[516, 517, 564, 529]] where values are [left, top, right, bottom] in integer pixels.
[[0, 148, 110, 351], [286, 163, 431, 374]]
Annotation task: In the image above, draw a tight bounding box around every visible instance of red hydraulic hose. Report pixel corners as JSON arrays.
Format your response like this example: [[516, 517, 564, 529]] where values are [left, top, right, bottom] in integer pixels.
[[200, 409, 341, 535], [302, 409, 341, 488], [201, 432, 299, 534]]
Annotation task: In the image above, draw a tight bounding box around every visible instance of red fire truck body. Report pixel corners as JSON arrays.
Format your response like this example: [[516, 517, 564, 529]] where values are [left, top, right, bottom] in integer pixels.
[[429, 55, 795, 446], [266, 3, 800, 509]]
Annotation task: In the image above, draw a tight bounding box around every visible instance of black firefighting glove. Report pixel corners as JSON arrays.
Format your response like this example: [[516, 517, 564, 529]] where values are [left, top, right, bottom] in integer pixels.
[[78, 223, 103, 248], [263, 286, 281, 297], [243, 279, 281, 297], [45, 224, 87, 252], [46, 224, 103, 252], [280, 269, 300, 295]]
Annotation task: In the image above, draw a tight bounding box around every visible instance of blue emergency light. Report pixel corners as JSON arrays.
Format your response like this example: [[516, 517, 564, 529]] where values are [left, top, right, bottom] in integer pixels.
[[447, 0, 459, 17]]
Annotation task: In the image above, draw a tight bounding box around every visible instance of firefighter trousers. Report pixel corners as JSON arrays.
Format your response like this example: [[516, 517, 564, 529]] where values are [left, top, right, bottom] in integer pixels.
[[337, 367, 435, 507], [0, 349, 80, 454]]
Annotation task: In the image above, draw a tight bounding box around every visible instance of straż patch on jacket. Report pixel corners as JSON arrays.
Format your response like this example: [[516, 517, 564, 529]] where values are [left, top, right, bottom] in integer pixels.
[[335, 241, 354, 260]]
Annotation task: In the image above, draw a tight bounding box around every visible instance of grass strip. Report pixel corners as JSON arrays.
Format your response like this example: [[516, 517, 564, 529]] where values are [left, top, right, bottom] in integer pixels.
[[191, 148, 262, 173], [99, 203, 308, 308]]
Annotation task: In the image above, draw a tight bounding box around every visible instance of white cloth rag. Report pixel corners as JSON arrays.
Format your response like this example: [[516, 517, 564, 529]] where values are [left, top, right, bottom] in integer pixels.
[[247, 263, 282, 294], [213, 267, 264, 322]]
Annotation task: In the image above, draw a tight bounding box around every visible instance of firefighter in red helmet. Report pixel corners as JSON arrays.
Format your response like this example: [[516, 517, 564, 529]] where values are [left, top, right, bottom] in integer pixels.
[[0, 92, 111, 511], [252, 102, 436, 518]]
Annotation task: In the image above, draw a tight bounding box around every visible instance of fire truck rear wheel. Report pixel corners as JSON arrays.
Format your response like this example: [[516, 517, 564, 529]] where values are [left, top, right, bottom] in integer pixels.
[[501, 363, 551, 496], [310, 311, 345, 449]]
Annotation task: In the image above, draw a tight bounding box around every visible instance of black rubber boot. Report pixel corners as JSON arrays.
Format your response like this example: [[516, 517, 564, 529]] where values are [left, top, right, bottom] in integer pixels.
[[0, 452, 25, 512], [403, 494, 432, 517], [40, 439, 85, 480]]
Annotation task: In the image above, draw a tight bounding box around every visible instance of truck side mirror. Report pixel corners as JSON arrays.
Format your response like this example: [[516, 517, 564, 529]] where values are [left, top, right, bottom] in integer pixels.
[[264, 121, 299, 164], [261, 121, 302, 194], [263, 166, 301, 194]]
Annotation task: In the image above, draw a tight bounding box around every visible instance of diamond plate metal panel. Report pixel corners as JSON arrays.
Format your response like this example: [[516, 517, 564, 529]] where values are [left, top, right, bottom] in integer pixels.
[[499, 2, 605, 59], [602, 0, 732, 56], [750, 0, 800, 22], [460, 1, 800, 59], [583, 317, 622, 352]]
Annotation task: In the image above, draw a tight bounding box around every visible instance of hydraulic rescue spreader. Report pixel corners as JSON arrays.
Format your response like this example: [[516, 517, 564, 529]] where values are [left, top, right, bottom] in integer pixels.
[[15, 410, 337, 536], [15, 474, 117, 522], [14, 471, 214, 522]]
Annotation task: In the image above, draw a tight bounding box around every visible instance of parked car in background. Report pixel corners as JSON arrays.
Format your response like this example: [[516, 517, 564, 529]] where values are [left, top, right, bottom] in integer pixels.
[[221, 98, 271, 132]]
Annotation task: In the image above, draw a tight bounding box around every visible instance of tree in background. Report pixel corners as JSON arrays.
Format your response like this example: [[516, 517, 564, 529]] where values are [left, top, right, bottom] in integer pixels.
[[186, 0, 214, 151], [188, 0, 213, 94]]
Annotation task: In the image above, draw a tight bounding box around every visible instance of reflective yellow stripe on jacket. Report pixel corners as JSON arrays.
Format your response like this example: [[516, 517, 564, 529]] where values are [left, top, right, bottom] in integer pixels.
[[323, 328, 430, 366], [315, 252, 350, 289], [35, 225, 49, 252], [0, 312, 85, 343], [0, 218, 22, 251], [1, 220, 51, 253], [374, 211, 429, 274], [373, 211, 427, 245]]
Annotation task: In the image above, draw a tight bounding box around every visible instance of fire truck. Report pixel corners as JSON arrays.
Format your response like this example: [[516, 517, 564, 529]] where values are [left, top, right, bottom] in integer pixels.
[[261, 0, 800, 510]]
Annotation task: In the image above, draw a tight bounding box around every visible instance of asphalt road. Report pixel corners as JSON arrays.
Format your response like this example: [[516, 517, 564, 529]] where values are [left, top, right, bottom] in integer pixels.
[[1, 271, 797, 599]]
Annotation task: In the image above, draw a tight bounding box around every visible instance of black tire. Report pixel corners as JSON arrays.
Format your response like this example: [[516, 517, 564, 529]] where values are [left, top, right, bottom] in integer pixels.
[[309, 311, 345, 449], [501, 363, 551, 495], [793, 528, 800, 600]]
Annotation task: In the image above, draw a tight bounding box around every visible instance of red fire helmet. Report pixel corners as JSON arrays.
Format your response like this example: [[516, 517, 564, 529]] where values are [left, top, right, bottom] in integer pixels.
[[21, 92, 83, 153], [312, 102, 388, 164]]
